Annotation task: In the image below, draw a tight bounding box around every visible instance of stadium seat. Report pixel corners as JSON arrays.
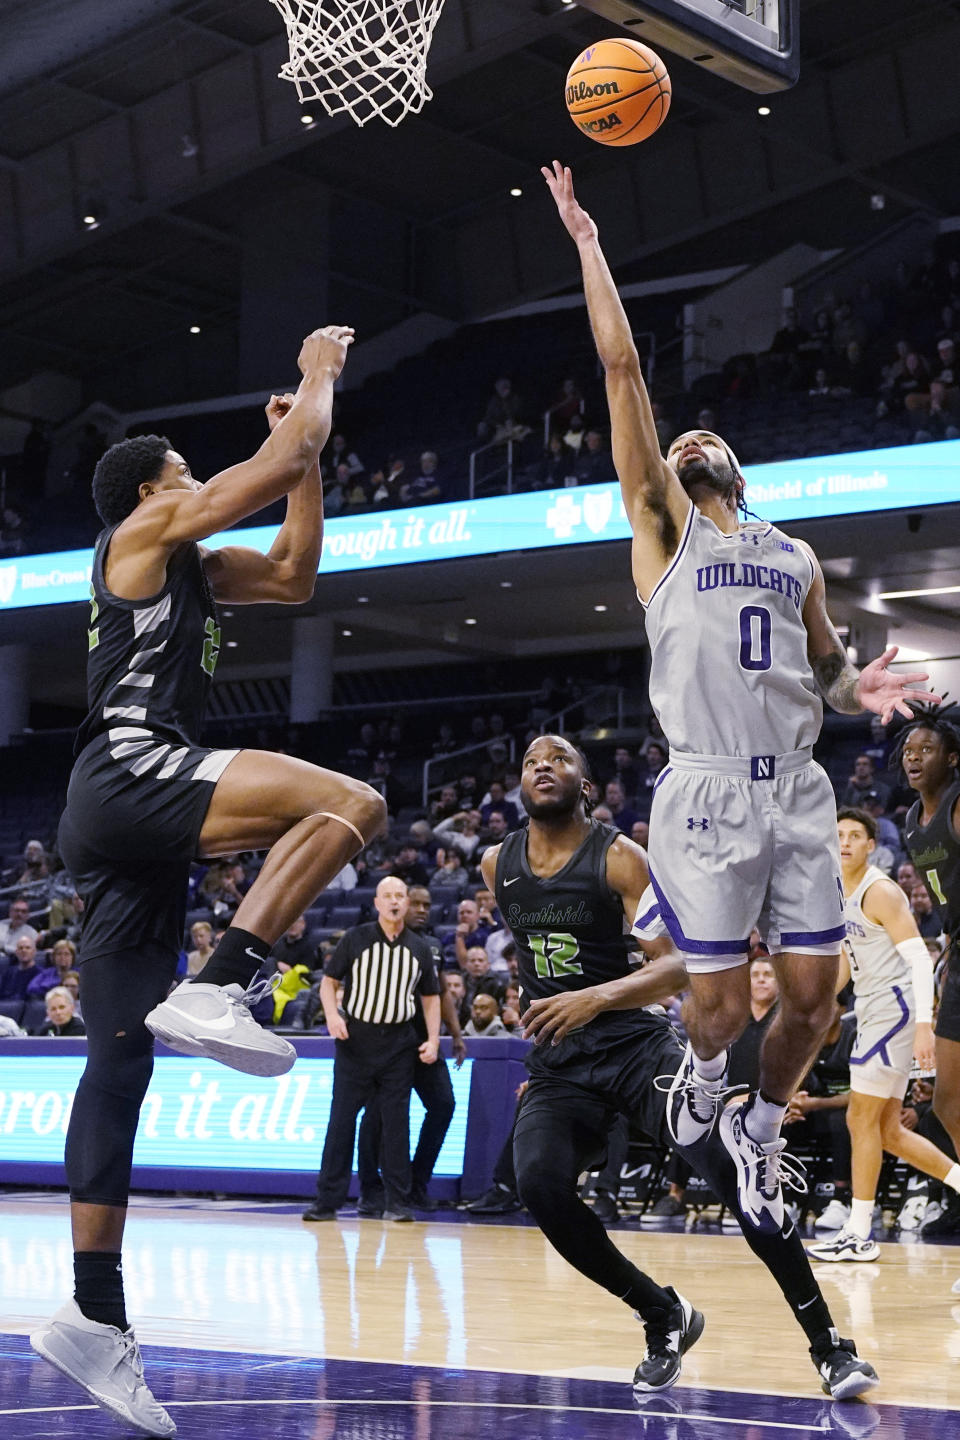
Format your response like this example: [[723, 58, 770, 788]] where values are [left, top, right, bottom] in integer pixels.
[[0, 999, 25, 1025], [328, 905, 362, 928], [22, 997, 49, 1033]]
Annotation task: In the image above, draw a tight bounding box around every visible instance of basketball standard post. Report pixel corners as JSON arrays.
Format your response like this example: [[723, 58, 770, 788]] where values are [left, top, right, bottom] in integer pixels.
[[576, 0, 799, 93]]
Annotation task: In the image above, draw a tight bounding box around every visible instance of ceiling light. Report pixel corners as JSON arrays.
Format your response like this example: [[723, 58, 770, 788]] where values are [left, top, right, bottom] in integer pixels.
[[510, 187, 522, 197], [594, 604, 607, 612], [357, 595, 369, 603], [82, 214, 99, 229], [226, 640, 238, 648], [464, 617, 477, 626], [757, 106, 770, 116], [499, 580, 513, 588], [342, 628, 352, 637], [300, 113, 314, 125], [876, 584, 960, 600], [189, 325, 201, 334]]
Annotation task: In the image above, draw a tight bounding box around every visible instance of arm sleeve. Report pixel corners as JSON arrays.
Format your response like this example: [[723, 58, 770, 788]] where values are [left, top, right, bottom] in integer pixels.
[[897, 936, 935, 1024]]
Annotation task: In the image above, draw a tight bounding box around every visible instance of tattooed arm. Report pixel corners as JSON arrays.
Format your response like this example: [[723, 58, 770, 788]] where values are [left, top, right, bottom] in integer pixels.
[[800, 541, 939, 722]]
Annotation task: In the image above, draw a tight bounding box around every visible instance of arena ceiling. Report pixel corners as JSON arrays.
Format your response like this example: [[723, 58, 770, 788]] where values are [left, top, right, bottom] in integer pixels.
[[0, 0, 959, 402]]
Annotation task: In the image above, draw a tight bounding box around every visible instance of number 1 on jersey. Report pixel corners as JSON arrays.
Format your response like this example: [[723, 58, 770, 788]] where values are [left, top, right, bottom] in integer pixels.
[[529, 932, 583, 980], [738, 605, 772, 672]]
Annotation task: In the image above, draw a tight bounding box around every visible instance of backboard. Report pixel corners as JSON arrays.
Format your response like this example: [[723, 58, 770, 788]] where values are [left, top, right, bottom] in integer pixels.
[[575, 0, 799, 93]]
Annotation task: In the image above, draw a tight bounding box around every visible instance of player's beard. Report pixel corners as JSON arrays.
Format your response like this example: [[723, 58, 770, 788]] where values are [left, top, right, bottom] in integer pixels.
[[678, 455, 738, 503], [521, 788, 578, 821]]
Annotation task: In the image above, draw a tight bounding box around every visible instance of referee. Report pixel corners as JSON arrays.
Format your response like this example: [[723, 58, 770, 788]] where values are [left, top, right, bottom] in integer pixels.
[[304, 875, 440, 1223]]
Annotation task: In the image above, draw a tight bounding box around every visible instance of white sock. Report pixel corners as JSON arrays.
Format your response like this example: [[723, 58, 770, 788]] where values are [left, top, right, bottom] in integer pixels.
[[691, 1048, 727, 1083], [848, 1197, 873, 1240], [944, 1164, 960, 1194], [744, 1093, 786, 1144]]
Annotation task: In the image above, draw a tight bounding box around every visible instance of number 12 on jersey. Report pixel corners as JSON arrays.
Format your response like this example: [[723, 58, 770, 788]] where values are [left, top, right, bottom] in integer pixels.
[[529, 932, 583, 979], [739, 605, 772, 672]]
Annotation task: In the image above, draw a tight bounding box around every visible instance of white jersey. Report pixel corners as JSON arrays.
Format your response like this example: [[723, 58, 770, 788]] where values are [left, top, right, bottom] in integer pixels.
[[643, 505, 822, 758], [844, 865, 910, 1002]]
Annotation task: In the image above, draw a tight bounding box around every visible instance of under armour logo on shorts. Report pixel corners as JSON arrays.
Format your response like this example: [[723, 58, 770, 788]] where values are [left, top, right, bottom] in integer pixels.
[[686, 817, 709, 830]]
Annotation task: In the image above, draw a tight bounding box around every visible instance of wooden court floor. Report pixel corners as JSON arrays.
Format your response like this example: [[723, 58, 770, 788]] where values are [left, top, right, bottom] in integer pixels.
[[2, 1195, 959, 1415]]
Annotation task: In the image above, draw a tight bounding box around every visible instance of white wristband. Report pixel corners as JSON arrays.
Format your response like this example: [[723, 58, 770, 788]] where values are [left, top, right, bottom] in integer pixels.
[[897, 936, 935, 1025]]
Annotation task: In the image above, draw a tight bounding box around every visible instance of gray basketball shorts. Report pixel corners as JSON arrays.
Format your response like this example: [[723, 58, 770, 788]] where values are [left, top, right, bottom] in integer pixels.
[[849, 984, 915, 1100], [646, 749, 845, 973]]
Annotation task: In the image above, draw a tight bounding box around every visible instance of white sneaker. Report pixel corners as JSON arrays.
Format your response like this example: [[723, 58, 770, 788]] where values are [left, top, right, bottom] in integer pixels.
[[718, 1101, 788, 1232], [31, 1299, 176, 1436], [896, 1192, 930, 1232], [145, 976, 295, 1077], [658, 1042, 736, 1147], [806, 1227, 880, 1263], [815, 1199, 852, 1232]]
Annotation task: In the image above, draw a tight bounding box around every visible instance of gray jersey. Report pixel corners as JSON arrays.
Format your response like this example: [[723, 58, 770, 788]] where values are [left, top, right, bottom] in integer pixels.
[[844, 865, 910, 1002], [643, 504, 822, 758]]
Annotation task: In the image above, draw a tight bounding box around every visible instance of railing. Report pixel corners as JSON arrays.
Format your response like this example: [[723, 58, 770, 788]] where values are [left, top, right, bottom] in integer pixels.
[[422, 733, 517, 808], [539, 685, 626, 736], [542, 395, 585, 446], [468, 436, 515, 500]]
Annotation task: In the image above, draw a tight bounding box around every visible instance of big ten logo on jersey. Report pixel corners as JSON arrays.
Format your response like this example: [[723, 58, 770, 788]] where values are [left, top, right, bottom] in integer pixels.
[[201, 615, 221, 677]]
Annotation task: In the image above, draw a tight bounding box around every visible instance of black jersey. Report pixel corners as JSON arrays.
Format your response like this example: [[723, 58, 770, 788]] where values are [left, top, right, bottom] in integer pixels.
[[494, 820, 637, 1008], [904, 779, 960, 941], [75, 525, 221, 756]]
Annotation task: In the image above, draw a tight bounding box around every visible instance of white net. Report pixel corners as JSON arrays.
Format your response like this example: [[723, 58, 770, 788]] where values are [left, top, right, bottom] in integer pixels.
[[267, 0, 447, 128]]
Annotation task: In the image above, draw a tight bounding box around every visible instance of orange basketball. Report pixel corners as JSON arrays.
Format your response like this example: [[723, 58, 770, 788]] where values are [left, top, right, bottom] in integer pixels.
[[565, 38, 671, 147]]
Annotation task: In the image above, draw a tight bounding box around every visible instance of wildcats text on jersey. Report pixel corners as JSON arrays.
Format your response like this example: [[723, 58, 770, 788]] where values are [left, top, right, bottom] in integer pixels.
[[696, 561, 804, 609]]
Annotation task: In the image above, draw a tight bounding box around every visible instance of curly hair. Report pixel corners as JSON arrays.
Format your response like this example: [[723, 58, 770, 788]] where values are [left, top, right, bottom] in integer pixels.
[[92, 434, 172, 525], [887, 700, 960, 778]]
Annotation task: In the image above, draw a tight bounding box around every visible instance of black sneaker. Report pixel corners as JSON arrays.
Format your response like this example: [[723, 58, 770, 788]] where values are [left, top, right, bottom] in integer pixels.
[[591, 1191, 621, 1226], [356, 1199, 384, 1218], [411, 1184, 438, 1212], [303, 1203, 337, 1222], [383, 1205, 415, 1222], [810, 1328, 879, 1400], [921, 1190, 960, 1237], [633, 1288, 704, 1392], [649, 1195, 685, 1218], [463, 1185, 521, 1214]]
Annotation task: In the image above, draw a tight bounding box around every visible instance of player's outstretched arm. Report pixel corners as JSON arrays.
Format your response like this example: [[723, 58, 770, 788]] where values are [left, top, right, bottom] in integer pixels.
[[801, 542, 941, 720], [521, 951, 687, 1045], [541, 162, 687, 594], [126, 327, 353, 558], [203, 394, 325, 604]]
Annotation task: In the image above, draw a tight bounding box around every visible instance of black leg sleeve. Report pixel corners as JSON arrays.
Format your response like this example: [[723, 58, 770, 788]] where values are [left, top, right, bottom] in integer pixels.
[[515, 1101, 675, 1319], [411, 1057, 456, 1188], [65, 948, 177, 1207]]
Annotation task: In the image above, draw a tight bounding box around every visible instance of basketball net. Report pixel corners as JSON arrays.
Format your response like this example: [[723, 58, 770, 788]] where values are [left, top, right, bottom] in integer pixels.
[[266, 0, 447, 128]]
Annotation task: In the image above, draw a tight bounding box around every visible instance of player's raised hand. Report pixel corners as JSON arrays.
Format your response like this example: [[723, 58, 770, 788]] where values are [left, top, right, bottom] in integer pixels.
[[298, 324, 355, 379], [856, 645, 943, 725], [265, 392, 296, 432], [541, 161, 598, 247]]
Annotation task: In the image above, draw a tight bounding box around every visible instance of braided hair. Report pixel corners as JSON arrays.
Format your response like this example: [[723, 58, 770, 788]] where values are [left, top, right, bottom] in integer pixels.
[[887, 700, 960, 777]]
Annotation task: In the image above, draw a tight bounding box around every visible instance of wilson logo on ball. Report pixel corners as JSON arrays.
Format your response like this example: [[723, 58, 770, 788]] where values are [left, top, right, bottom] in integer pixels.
[[566, 79, 621, 104]]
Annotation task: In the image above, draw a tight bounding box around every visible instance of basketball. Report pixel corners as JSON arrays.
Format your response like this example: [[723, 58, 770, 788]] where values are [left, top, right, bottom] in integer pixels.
[[565, 38, 671, 147]]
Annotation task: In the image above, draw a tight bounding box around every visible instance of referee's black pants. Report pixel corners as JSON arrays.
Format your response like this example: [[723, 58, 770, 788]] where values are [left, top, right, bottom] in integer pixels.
[[357, 1053, 456, 1199], [314, 1020, 417, 1212]]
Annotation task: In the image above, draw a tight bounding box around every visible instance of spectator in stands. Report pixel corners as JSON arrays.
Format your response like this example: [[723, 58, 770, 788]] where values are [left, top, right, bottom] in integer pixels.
[[186, 921, 216, 978], [35, 985, 86, 1037], [933, 336, 959, 393], [462, 946, 507, 1011], [0, 896, 37, 954], [16, 839, 50, 887], [62, 971, 81, 1011], [840, 754, 889, 810], [326, 860, 359, 891], [346, 722, 379, 773], [0, 1013, 26, 1037], [550, 377, 585, 430], [480, 780, 520, 831], [609, 745, 641, 801], [27, 938, 77, 998], [464, 992, 509, 1037], [322, 466, 346, 517], [861, 792, 901, 871], [784, 998, 855, 1228], [478, 377, 529, 443], [443, 897, 492, 969], [199, 859, 247, 921], [834, 341, 875, 398], [501, 984, 523, 1033], [574, 429, 617, 485], [650, 400, 674, 455], [390, 842, 430, 889], [911, 882, 943, 940], [430, 785, 460, 826], [400, 451, 444, 505], [430, 848, 470, 896], [477, 809, 510, 863], [636, 742, 669, 817], [603, 779, 639, 836], [343, 474, 369, 512], [808, 367, 833, 398], [897, 860, 919, 899], [0, 935, 42, 1000], [631, 820, 650, 849], [729, 958, 780, 1089], [444, 969, 467, 1027], [367, 752, 403, 813], [768, 307, 811, 390], [562, 412, 586, 454], [407, 819, 440, 867], [329, 433, 364, 476], [432, 723, 458, 757], [912, 381, 960, 443], [434, 809, 482, 865], [878, 349, 931, 417], [533, 432, 577, 489], [267, 914, 318, 978]]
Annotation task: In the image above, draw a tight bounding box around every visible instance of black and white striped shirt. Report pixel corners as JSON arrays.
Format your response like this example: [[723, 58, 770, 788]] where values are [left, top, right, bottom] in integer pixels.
[[326, 922, 439, 1026]]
